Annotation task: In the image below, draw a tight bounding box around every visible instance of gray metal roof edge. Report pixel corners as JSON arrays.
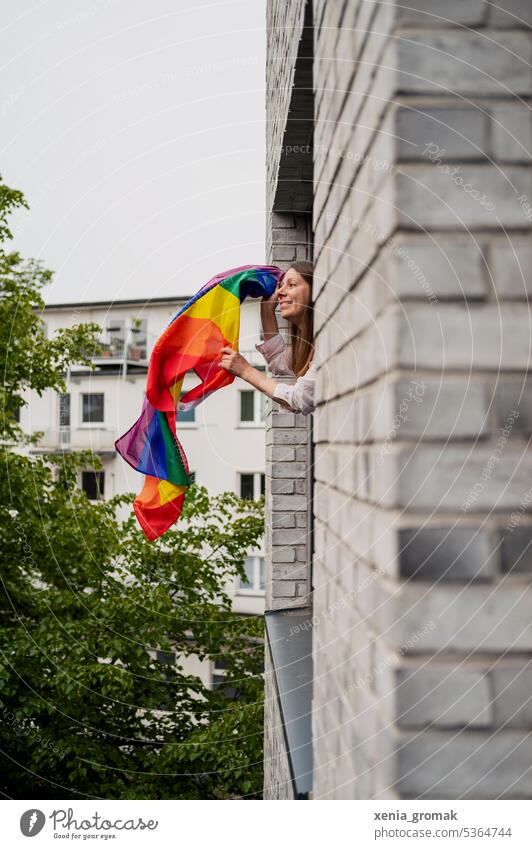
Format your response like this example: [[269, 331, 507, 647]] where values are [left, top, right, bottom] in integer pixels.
[[41, 296, 191, 311], [264, 607, 313, 800]]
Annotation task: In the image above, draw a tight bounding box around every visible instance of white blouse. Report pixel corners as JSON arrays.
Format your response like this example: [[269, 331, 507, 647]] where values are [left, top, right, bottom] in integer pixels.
[[255, 333, 316, 415]]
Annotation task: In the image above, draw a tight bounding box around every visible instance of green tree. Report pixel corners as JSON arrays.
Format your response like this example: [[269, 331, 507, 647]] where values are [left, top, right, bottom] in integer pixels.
[[0, 178, 265, 799]]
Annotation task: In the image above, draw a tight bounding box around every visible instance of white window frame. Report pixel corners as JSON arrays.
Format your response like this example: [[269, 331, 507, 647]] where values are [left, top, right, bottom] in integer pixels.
[[236, 555, 265, 596], [80, 392, 105, 426], [238, 471, 265, 501], [80, 469, 105, 501], [238, 384, 265, 427], [176, 392, 198, 428], [211, 657, 228, 691]]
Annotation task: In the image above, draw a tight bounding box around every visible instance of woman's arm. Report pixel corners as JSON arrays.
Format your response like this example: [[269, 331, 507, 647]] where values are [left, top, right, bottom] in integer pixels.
[[271, 361, 316, 415], [218, 348, 295, 411], [260, 287, 280, 341], [255, 333, 294, 375]]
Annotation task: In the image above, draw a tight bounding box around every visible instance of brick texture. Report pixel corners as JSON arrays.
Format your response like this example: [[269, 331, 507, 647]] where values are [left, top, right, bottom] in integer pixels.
[[263, 0, 314, 799], [266, 0, 532, 801], [310, 0, 532, 801], [263, 643, 295, 799]]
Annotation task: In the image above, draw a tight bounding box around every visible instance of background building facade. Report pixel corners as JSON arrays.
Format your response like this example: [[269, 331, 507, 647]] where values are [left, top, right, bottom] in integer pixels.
[[23, 295, 269, 687], [264, 0, 532, 800]]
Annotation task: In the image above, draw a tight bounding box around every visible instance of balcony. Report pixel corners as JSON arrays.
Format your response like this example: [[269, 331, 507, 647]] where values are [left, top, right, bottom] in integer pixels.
[[32, 427, 117, 454], [92, 339, 147, 365]]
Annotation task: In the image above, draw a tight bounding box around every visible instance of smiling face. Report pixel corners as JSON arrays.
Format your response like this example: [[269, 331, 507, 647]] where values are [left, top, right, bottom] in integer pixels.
[[277, 267, 311, 326]]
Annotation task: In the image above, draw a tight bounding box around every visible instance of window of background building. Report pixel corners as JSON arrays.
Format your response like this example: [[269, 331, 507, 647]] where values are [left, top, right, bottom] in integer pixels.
[[211, 658, 237, 698], [129, 318, 148, 360], [156, 649, 176, 665], [107, 319, 126, 357], [239, 472, 265, 500], [155, 648, 177, 710], [178, 393, 196, 423], [188, 471, 196, 484], [82, 393, 104, 424], [81, 471, 105, 500], [59, 393, 71, 447], [237, 555, 265, 594], [239, 389, 265, 424], [59, 393, 70, 427]]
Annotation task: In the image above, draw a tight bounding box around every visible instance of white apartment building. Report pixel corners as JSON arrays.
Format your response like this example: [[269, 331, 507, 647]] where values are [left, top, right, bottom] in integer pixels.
[[22, 295, 268, 689]]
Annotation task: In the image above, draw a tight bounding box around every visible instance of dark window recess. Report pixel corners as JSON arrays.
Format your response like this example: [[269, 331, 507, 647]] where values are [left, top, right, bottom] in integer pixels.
[[260, 473, 265, 496], [156, 650, 176, 665], [240, 390, 255, 422], [178, 394, 195, 423], [214, 658, 228, 670], [240, 474, 255, 500], [81, 471, 105, 500], [188, 471, 196, 484], [56, 467, 70, 491], [82, 393, 104, 423], [212, 674, 237, 699]]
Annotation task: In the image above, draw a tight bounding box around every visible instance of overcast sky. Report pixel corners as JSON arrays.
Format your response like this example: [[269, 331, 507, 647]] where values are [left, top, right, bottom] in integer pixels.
[[1, 0, 266, 303]]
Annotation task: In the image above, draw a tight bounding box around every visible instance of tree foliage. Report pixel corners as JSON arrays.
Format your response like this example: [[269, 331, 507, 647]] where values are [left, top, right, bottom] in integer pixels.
[[0, 178, 265, 799]]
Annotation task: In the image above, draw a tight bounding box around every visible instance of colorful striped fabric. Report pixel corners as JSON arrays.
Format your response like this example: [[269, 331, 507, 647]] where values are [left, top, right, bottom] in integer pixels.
[[115, 265, 283, 541]]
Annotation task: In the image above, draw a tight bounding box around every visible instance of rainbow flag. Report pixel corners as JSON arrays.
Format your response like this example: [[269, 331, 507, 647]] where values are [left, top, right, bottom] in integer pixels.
[[115, 265, 283, 540]]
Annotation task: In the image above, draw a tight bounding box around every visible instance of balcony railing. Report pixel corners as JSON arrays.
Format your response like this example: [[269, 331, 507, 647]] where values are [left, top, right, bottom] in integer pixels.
[[93, 339, 147, 363], [88, 344, 264, 367], [33, 428, 117, 452]]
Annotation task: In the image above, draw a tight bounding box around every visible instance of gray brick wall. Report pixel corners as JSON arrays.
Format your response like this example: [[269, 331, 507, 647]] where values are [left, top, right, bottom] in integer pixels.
[[311, 0, 532, 800], [263, 642, 295, 799], [263, 0, 313, 799], [264, 211, 313, 613], [265, 402, 312, 610]]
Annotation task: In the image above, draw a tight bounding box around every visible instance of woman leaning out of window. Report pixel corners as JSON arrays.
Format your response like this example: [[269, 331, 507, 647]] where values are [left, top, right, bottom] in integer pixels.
[[218, 261, 316, 415]]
